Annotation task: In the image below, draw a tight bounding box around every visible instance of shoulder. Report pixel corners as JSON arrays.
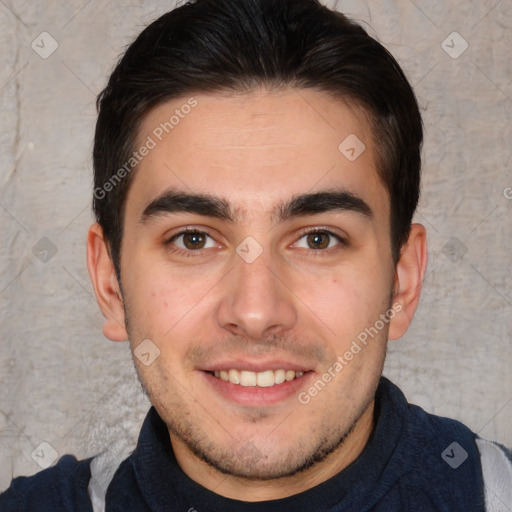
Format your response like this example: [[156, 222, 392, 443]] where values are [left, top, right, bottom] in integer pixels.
[[398, 392, 512, 510], [476, 437, 512, 511], [402, 396, 483, 463], [383, 378, 482, 459], [0, 454, 94, 512], [380, 380, 487, 508]]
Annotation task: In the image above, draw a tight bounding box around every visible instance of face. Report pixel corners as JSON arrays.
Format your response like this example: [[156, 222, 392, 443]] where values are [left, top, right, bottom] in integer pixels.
[[117, 88, 397, 484]]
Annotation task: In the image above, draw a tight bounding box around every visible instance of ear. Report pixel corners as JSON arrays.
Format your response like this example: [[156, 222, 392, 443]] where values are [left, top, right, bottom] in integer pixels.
[[86, 223, 129, 342], [388, 223, 428, 340]]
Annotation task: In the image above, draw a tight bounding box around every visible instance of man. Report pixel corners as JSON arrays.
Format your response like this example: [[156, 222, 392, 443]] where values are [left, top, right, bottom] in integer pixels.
[[1, 0, 511, 510]]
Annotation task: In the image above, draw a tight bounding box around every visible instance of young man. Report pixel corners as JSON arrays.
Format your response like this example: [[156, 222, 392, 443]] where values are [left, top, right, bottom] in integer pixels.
[[1, 0, 511, 510]]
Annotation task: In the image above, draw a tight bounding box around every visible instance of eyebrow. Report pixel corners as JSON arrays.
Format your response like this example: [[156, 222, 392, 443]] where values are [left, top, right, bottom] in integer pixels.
[[139, 187, 373, 225]]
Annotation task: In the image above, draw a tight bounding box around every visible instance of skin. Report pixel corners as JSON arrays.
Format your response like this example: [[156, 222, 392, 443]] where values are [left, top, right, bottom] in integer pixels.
[[87, 88, 427, 501]]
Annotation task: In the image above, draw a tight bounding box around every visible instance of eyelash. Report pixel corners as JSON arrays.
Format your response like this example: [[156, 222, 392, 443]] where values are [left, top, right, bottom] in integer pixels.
[[164, 227, 346, 258], [164, 227, 218, 258]]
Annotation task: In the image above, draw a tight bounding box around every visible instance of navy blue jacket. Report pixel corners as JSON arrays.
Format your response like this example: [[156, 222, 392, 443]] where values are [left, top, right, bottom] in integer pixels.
[[1, 377, 511, 511]]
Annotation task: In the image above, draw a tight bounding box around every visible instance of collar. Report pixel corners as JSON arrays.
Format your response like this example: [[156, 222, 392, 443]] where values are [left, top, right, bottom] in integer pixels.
[[130, 376, 412, 512]]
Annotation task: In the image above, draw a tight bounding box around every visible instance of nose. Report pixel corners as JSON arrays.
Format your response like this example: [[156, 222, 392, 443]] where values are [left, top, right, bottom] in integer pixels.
[[216, 249, 298, 340]]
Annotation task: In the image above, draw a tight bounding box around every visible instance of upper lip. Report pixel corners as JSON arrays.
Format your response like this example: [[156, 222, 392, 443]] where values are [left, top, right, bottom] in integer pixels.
[[200, 359, 313, 373]]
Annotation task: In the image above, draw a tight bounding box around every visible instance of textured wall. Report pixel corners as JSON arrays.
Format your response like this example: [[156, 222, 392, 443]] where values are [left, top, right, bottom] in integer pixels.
[[0, 0, 511, 491]]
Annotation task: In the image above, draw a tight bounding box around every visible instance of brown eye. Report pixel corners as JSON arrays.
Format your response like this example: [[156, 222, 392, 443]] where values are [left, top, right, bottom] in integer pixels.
[[167, 230, 216, 252], [294, 229, 345, 252], [182, 232, 207, 250], [306, 232, 330, 250]]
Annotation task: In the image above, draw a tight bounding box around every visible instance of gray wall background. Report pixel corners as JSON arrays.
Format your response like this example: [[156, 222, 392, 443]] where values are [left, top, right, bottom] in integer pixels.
[[0, 0, 511, 491]]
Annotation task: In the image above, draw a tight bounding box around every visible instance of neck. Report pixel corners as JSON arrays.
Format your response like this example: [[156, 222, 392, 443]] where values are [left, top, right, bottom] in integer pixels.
[[170, 400, 375, 502]]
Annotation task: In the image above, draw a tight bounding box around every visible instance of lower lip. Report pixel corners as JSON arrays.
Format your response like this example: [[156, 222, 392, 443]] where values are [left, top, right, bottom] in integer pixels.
[[201, 371, 314, 406]]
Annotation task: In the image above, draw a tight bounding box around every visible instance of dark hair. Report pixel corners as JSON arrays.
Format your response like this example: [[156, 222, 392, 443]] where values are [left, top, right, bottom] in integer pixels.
[[93, 0, 423, 279]]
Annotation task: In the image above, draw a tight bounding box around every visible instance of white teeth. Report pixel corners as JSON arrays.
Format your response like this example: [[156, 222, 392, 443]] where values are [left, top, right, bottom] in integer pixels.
[[212, 369, 305, 387], [240, 370, 257, 386], [256, 370, 275, 387], [285, 370, 296, 382], [274, 369, 286, 384], [228, 369, 240, 385]]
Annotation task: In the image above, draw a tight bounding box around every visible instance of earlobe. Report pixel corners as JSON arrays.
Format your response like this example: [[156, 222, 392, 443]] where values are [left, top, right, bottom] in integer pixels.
[[86, 223, 129, 342], [388, 223, 428, 341]]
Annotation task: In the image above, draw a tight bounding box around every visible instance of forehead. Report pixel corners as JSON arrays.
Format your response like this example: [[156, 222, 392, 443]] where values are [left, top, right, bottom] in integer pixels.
[[128, 88, 388, 221]]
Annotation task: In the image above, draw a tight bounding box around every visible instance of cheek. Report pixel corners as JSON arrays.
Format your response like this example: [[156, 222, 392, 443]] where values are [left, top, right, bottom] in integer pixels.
[[122, 258, 219, 352], [303, 265, 392, 342], [130, 282, 193, 335]]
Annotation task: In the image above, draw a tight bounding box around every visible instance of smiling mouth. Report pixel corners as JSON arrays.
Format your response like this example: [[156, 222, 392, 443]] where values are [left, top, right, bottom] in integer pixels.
[[207, 369, 307, 387]]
